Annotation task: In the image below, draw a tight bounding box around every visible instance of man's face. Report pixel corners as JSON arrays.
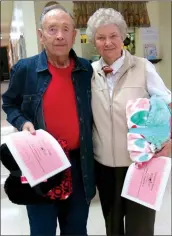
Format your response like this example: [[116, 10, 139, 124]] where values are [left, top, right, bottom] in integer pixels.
[[38, 10, 76, 57], [95, 24, 124, 64]]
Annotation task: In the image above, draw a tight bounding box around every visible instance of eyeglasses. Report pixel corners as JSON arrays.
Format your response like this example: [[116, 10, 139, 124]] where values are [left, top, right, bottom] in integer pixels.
[[46, 27, 71, 36]]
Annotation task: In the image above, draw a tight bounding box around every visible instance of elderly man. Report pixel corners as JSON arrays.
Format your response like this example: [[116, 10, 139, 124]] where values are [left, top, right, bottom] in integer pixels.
[[2, 5, 95, 236]]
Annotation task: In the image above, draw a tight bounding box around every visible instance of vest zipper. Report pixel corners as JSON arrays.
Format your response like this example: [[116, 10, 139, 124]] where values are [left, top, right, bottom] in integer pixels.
[[109, 99, 116, 167], [110, 75, 122, 166], [105, 78, 116, 167]]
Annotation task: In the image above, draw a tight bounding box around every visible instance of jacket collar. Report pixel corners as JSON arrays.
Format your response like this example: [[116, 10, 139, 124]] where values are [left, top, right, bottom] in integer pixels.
[[36, 49, 88, 73]]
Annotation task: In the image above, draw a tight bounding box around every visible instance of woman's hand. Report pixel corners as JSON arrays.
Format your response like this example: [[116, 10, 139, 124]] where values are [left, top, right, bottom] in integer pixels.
[[154, 139, 172, 158]]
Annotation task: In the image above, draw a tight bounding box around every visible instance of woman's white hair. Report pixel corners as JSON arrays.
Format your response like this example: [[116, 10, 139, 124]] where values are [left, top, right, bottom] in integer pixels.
[[86, 8, 127, 43]]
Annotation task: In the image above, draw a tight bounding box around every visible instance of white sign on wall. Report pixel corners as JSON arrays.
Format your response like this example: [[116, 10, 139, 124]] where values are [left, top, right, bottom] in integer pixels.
[[140, 27, 159, 43]]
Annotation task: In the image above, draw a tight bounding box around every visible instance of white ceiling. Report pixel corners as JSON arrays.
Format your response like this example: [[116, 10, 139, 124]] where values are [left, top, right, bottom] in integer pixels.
[[1, 1, 13, 42]]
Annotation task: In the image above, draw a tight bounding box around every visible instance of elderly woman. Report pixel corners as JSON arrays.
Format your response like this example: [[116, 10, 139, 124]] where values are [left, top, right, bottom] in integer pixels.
[[86, 8, 171, 236]]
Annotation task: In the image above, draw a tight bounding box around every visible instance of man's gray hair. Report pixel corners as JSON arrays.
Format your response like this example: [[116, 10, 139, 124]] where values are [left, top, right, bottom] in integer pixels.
[[40, 4, 75, 28], [86, 8, 127, 43]]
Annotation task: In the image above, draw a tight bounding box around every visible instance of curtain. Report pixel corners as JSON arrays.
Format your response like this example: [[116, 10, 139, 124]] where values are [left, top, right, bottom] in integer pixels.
[[73, 1, 150, 28]]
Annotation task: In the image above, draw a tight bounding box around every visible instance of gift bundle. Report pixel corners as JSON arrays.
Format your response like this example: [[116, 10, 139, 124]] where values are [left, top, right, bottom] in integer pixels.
[[126, 95, 171, 164]]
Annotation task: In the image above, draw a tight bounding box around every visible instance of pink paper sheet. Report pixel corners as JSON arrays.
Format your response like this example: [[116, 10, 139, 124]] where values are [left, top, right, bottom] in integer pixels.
[[12, 132, 64, 180], [6, 130, 71, 187], [121, 156, 171, 210]]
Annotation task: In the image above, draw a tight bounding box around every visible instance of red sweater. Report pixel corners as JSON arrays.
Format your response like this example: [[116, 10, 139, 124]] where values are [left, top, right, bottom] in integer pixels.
[[43, 60, 80, 150]]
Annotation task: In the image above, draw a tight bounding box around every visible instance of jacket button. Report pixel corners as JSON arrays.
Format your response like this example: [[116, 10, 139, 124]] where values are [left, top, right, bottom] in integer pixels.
[[82, 156, 84, 159], [81, 136, 84, 141], [80, 118, 83, 122]]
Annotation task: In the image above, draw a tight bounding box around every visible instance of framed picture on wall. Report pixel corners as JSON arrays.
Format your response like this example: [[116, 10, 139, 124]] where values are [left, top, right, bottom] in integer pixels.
[[144, 43, 157, 60]]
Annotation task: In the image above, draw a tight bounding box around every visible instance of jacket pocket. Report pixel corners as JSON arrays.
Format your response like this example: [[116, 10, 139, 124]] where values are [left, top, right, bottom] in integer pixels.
[[21, 94, 41, 123]]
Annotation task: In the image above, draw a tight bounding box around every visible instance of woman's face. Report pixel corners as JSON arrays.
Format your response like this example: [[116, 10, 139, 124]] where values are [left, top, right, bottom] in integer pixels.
[[94, 24, 124, 65]]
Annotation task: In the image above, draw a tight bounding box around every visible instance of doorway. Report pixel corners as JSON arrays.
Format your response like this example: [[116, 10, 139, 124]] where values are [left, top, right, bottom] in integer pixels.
[[0, 47, 10, 81]]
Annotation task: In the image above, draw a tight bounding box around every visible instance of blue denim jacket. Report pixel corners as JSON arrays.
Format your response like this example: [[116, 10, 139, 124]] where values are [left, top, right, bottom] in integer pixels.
[[2, 49, 96, 202]]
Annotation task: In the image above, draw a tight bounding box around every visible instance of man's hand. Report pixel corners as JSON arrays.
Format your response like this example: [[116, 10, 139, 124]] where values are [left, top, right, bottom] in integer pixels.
[[22, 122, 36, 135], [154, 139, 172, 158]]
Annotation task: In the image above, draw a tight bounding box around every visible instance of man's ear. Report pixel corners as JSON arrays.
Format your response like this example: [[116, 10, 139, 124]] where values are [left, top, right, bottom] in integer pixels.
[[72, 29, 77, 44], [37, 28, 44, 44]]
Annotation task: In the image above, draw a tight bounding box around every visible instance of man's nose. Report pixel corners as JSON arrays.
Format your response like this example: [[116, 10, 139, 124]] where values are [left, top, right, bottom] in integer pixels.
[[56, 31, 64, 40]]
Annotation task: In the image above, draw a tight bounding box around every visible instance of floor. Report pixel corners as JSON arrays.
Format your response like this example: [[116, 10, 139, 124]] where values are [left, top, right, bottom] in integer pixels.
[[1, 182, 171, 235], [1, 82, 171, 235]]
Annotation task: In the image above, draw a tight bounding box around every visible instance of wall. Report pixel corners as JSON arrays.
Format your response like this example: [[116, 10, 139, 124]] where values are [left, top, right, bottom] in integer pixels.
[[1, 1, 13, 47], [135, 2, 160, 72], [135, 2, 171, 89], [20, 1, 39, 57], [1, 38, 10, 48], [10, 1, 38, 59], [158, 2, 171, 89]]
